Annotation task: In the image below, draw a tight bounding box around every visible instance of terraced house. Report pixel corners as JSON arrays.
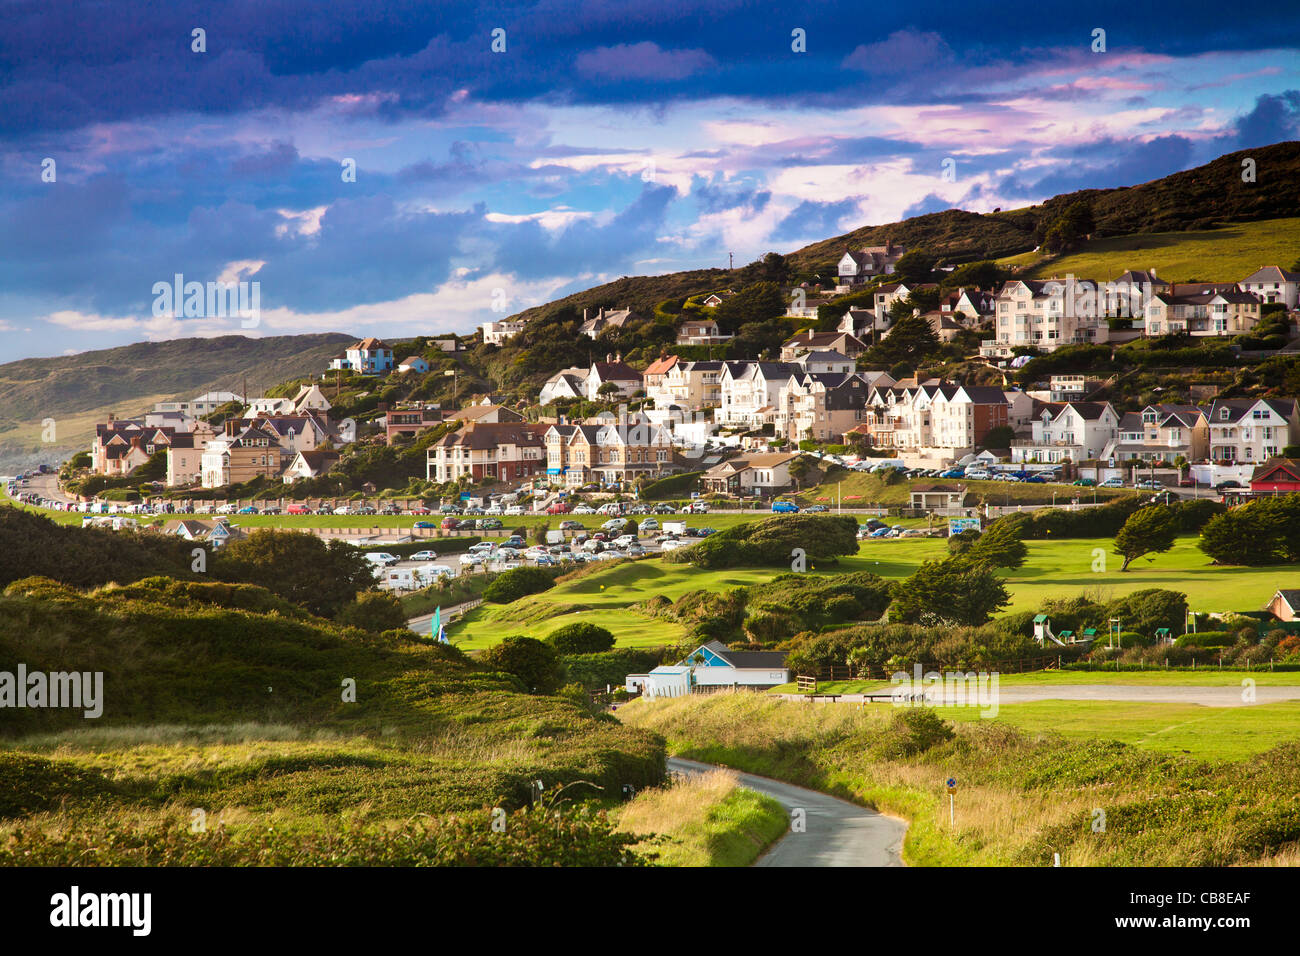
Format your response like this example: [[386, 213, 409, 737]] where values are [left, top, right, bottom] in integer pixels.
[[544, 420, 674, 487], [983, 279, 1112, 358], [200, 422, 286, 488], [426, 422, 547, 483]]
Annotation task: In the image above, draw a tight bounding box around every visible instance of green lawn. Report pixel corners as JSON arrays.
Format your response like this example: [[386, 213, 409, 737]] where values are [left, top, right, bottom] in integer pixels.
[[797, 471, 1125, 509], [997, 217, 1300, 283], [773, 669, 1300, 694], [449, 532, 1300, 650], [932, 699, 1300, 760]]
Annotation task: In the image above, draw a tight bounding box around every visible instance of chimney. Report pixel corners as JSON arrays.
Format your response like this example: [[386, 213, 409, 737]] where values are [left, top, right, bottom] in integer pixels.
[[583, 308, 589, 322], [606, 352, 613, 363], [107, 412, 115, 423], [225, 419, 239, 437]]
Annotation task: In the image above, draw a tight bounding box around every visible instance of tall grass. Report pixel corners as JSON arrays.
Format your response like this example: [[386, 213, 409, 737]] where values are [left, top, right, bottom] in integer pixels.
[[619, 691, 1300, 866]]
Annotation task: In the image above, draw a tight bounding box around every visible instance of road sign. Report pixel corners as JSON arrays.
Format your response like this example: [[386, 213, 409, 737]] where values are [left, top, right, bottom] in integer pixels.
[[946, 778, 957, 794]]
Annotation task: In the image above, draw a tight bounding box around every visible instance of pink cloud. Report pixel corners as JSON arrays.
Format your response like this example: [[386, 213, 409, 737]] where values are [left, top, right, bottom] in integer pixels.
[[575, 42, 715, 81]]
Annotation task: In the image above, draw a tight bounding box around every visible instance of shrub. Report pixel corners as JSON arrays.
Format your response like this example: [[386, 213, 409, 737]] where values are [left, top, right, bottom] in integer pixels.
[[480, 636, 564, 694], [483, 566, 560, 604], [1173, 630, 1232, 649], [548, 622, 616, 655], [874, 708, 956, 759], [334, 591, 409, 634]]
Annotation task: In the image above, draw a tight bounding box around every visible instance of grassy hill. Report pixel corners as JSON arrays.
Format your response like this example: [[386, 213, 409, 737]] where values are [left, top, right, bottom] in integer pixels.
[[0, 332, 354, 470], [998, 217, 1300, 281], [0, 574, 666, 864]]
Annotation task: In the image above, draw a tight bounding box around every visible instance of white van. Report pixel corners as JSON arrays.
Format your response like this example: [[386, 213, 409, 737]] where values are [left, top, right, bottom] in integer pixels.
[[364, 552, 399, 568]]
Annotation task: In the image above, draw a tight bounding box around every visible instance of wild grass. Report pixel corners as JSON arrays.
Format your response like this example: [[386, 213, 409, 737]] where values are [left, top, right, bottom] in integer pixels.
[[619, 691, 1300, 866], [617, 768, 787, 866]]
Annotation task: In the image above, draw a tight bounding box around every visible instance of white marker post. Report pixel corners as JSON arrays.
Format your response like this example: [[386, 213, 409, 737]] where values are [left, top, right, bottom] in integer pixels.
[[946, 777, 957, 828]]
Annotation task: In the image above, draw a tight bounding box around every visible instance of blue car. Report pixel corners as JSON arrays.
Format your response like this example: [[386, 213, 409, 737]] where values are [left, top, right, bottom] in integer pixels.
[[771, 500, 800, 513]]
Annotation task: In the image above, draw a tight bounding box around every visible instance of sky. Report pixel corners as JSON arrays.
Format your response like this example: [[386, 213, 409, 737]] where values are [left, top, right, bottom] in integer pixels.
[[1, 0, 1298, 362]]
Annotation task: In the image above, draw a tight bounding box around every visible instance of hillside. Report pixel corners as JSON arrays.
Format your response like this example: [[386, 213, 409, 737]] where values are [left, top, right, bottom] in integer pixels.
[[500, 141, 1300, 326], [0, 332, 354, 469], [997, 217, 1300, 281]]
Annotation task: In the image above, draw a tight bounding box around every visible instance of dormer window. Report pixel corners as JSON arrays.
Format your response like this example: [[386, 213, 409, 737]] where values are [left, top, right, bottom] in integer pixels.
[[1219, 408, 1230, 421]]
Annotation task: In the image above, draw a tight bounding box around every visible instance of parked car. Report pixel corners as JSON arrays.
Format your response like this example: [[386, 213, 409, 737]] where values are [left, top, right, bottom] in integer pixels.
[[652, 504, 675, 514], [697, 527, 718, 537], [804, 504, 829, 513], [546, 501, 572, 514], [1215, 479, 1242, 492], [505, 504, 526, 516], [481, 518, 503, 530], [640, 517, 659, 531], [572, 505, 596, 515], [440, 517, 460, 530], [364, 553, 399, 568], [1071, 478, 1096, 487], [286, 504, 311, 514], [682, 502, 710, 514], [602, 518, 628, 531], [414, 520, 437, 530], [236, 506, 259, 514], [332, 505, 353, 515], [771, 499, 800, 514], [1135, 479, 1162, 490], [1178, 477, 1196, 488], [1100, 477, 1126, 488], [410, 549, 438, 561], [559, 519, 583, 531]]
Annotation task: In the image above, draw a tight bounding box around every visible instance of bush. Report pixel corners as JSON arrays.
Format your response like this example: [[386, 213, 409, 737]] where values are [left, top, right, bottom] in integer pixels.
[[483, 566, 560, 604], [547, 622, 616, 655], [874, 708, 956, 759], [480, 636, 564, 694], [334, 591, 409, 634], [562, 648, 663, 690], [1173, 631, 1232, 649]]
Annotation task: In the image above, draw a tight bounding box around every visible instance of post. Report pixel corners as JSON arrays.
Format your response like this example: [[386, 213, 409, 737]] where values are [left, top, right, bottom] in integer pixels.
[[949, 792, 955, 828]]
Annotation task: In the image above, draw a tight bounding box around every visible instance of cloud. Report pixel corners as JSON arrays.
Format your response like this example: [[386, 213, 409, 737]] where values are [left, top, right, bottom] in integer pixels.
[[771, 199, 859, 241], [843, 30, 953, 74], [1231, 90, 1300, 150], [576, 42, 715, 81]]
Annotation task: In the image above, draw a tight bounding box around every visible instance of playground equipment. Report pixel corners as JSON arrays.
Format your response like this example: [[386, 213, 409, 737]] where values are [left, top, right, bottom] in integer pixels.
[[1032, 614, 1093, 647]]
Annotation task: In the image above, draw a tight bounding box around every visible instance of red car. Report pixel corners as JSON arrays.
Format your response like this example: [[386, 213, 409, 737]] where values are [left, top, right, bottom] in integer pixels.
[[546, 501, 571, 514], [440, 516, 460, 530], [408, 507, 431, 515], [285, 504, 310, 514]]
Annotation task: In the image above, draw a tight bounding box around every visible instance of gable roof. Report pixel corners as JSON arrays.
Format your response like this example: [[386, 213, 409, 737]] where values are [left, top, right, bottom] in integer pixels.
[[693, 640, 787, 669], [1242, 266, 1300, 284]]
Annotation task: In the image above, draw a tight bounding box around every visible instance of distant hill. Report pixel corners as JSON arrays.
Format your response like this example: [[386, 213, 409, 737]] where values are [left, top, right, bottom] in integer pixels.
[[0, 332, 353, 470]]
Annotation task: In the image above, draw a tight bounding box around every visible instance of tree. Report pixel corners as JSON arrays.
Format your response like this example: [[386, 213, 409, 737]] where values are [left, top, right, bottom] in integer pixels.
[[213, 531, 374, 617], [1113, 505, 1179, 571], [869, 312, 940, 366], [548, 622, 616, 655], [335, 591, 409, 634], [967, 520, 1028, 569], [889, 557, 1009, 626], [597, 382, 620, 401], [1198, 506, 1283, 566], [481, 636, 563, 693], [892, 250, 936, 285], [981, 424, 1016, 450], [712, 282, 785, 333], [738, 252, 789, 285]]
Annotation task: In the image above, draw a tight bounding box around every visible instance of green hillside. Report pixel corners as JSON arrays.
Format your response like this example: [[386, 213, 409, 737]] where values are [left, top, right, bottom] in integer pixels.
[[998, 217, 1300, 282], [0, 332, 354, 468]]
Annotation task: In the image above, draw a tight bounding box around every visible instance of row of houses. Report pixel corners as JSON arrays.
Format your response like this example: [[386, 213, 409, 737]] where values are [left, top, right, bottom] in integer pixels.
[[1010, 397, 1300, 465], [91, 384, 348, 489]]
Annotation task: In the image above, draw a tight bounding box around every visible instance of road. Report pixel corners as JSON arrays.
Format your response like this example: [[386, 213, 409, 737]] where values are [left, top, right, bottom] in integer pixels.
[[666, 756, 905, 867]]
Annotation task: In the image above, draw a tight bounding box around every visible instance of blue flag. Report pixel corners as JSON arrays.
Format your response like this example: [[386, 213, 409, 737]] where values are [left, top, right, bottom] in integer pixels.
[[431, 606, 446, 643]]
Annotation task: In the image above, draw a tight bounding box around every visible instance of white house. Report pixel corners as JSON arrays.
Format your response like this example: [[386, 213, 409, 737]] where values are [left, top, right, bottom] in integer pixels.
[[539, 369, 587, 404], [626, 641, 789, 698], [480, 319, 525, 345], [1011, 401, 1119, 464], [1240, 266, 1300, 310], [1206, 398, 1300, 464]]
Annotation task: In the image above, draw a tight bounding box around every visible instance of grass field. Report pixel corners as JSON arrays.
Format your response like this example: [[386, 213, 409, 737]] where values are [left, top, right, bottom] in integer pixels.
[[997, 217, 1300, 282], [796, 472, 1127, 509], [932, 699, 1300, 760], [774, 669, 1300, 695]]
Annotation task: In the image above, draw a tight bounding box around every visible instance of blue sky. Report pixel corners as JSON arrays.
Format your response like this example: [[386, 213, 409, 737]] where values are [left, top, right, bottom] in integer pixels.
[[1, 0, 1298, 361]]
